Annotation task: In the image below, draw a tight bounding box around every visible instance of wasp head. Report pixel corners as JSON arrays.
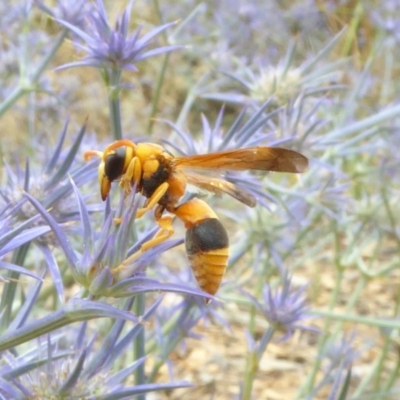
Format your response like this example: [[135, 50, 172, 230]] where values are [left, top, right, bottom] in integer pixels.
[[84, 140, 137, 201]]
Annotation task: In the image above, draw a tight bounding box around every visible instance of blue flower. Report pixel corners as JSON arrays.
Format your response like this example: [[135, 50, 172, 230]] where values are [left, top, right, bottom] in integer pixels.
[[0, 120, 95, 226], [200, 28, 347, 108], [0, 307, 191, 397], [262, 277, 312, 338], [55, 0, 181, 72], [0, 121, 97, 300], [247, 274, 315, 341], [35, 0, 93, 27]]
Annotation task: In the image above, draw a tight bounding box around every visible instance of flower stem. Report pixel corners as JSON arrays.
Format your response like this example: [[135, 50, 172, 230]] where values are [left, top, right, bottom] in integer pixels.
[[242, 327, 274, 400], [0, 244, 30, 333], [134, 293, 146, 400], [147, 52, 171, 135], [0, 30, 68, 118], [147, 0, 171, 135], [108, 68, 123, 140]]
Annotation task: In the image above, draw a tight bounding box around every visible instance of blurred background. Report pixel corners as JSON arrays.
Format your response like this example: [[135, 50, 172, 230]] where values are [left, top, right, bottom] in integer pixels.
[[1, 0, 400, 399]]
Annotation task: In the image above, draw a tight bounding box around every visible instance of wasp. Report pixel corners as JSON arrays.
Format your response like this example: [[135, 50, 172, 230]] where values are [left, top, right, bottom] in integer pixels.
[[84, 140, 308, 298]]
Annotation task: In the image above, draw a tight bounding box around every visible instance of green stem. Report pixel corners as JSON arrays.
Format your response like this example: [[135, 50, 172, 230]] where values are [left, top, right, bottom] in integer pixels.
[[371, 189, 400, 393], [297, 222, 344, 398], [382, 356, 400, 394], [242, 327, 275, 400], [34, 30, 69, 81], [147, 52, 171, 135], [372, 337, 390, 393], [147, 0, 170, 135], [310, 310, 400, 329], [0, 243, 30, 333], [340, 2, 364, 58], [108, 68, 123, 140], [147, 301, 194, 382], [134, 293, 146, 400], [0, 30, 68, 118]]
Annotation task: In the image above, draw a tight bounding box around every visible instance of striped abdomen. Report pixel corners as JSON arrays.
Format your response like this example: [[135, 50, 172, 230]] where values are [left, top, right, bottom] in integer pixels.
[[185, 218, 229, 297]]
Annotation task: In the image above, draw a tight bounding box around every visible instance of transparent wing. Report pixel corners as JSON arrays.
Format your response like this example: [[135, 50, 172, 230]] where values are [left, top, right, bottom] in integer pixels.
[[185, 172, 257, 207], [173, 147, 308, 173]]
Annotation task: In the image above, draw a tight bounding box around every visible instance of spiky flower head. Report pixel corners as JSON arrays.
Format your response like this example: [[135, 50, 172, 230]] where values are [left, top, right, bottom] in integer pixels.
[[34, 0, 93, 27], [0, 318, 191, 397], [261, 275, 313, 339], [202, 28, 347, 108], [248, 65, 302, 105], [246, 274, 315, 341], [55, 0, 181, 73], [0, 121, 94, 227]]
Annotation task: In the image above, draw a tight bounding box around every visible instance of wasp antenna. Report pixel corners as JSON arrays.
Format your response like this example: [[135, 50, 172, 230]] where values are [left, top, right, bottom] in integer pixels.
[[107, 139, 136, 150], [83, 150, 103, 161]]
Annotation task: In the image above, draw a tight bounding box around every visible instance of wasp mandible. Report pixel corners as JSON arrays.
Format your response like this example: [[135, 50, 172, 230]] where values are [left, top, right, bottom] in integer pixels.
[[84, 140, 308, 298]]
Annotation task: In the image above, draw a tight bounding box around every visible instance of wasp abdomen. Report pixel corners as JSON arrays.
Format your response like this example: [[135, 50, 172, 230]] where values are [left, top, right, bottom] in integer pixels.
[[185, 218, 229, 296]]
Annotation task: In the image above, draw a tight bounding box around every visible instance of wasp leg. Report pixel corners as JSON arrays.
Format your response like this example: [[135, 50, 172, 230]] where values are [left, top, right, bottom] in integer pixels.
[[112, 213, 174, 275], [119, 156, 141, 195], [141, 214, 174, 251], [136, 182, 169, 219], [114, 181, 168, 226]]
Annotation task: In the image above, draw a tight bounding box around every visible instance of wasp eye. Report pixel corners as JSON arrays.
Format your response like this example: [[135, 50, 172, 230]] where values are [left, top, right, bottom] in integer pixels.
[[104, 147, 127, 182]]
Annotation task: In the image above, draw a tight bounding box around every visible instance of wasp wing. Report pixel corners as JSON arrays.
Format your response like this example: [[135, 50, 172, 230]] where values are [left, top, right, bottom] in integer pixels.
[[173, 147, 308, 173], [184, 173, 257, 207]]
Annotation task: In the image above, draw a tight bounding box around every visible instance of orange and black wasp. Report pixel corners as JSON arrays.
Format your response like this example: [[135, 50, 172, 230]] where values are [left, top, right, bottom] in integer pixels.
[[84, 140, 308, 298]]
